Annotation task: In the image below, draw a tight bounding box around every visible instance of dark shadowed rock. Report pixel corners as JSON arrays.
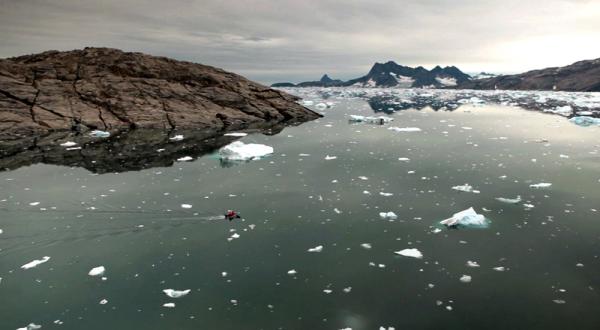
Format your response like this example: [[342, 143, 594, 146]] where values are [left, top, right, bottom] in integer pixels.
[[459, 58, 600, 91], [0, 47, 321, 138]]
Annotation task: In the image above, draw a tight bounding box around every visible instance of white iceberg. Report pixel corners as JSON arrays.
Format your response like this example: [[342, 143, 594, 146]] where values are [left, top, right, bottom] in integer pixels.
[[163, 289, 191, 298], [218, 141, 273, 161], [89, 130, 110, 138], [388, 127, 421, 132], [379, 212, 398, 220], [21, 256, 51, 270], [224, 132, 248, 137], [452, 184, 480, 193], [394, 248, 423, 259], [307, 245, 323, 253], [440, 207, 488, 228], [88, 266, 106, 277], [530, 182, 552, 189], [60, 141, 77, 147], [496, 196, 521, 204]]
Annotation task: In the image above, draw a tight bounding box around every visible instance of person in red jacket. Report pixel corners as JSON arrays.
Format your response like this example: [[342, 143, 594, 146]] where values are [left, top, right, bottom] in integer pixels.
[[224, 210, 241, 221]]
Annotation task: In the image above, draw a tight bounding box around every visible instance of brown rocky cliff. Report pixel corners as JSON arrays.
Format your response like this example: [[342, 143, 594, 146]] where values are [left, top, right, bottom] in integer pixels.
[[0, 47, 320, 137]]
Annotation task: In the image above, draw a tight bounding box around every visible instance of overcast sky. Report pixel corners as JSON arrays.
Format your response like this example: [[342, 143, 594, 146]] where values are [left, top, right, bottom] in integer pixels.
[[1, 0, 599, 84]]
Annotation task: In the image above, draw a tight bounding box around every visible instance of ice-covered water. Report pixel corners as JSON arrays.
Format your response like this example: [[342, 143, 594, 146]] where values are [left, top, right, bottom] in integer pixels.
[[1, 89, 599, 329]]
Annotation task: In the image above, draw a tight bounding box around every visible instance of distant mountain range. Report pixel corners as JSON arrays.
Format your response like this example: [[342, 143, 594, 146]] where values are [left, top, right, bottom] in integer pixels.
[[272, 61, 471, 88], [272, 58, 600, 92]]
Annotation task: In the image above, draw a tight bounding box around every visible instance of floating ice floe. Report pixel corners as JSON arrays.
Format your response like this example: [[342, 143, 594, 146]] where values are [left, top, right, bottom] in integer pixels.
[[439, 207, 488, 228], [466, 261, 480, 268], [496, 196, 521, 204], [224, 132, 248, 137], [177, 156, 193, 162], [169, 135, 184, 141], [388, 127, 421, 132], [17, 323, 42, 330], [379, 212, 398, 220], [89, 130, 110, 138], [307, 245, 323, 253], [163, 289, 191, 298], [21, 256, 51, 270], [530, 182, 552, 189], [569, 116, 600, 127], [394, 248, 423, 259], [88, 266, 106, 277], [460, 275, 472, 283], [218, 141, 273, 161], [348, 115, 393, 124], [59, 141, 77, 147], [452, 184, 480, 194]]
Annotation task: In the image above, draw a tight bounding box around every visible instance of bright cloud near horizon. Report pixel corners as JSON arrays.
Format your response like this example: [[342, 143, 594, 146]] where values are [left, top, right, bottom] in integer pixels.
[[1, 0, 599, 84]]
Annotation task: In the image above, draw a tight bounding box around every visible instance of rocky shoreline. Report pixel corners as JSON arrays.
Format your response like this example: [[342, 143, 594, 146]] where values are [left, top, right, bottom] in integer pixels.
[[0, 47, 321, 138]]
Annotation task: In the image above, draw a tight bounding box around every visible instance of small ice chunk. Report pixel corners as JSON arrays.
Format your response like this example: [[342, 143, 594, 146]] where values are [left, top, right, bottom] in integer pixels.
[[530, 183, 552, 189], [493, 266, 506, 272], [307, 245, 323, 253], [287, 269, 297, 275], [360, 243, 372, 249], [343, 287, 352, 293], [181, 204, 192, 209], [163, 303, 176, 308], [325, 155, 337, 160], [398, 157, 410, 162], [88, 266, 106, 277], [388, 127, 421, 132], [440, 207, 487, 228], [177, 156, 193, 162], [394, 248, 423, 259], [224, 132, 248, 137], [349, 115, 393, 124], [569, 116, 600, 126], [496, 196, 521, 204], [323, 289, 333, 294], [169, 135, 184, 141], [21, 256, 51, 270], [379, 211, 398, 220], [60, 141, 77, 147], [89, 130, 110, 138], [452, 184, 480, 193], [99, 299, 108, 305], [379, 192, 393, 197], [553, 299, 566, 304], [163, 289, 191, 298], [460, 275, 472, 283], [466, 261, 480, 268], [17, 323, 42, 330], [219, 141, 273, 161], [29, 202, 40, 206]]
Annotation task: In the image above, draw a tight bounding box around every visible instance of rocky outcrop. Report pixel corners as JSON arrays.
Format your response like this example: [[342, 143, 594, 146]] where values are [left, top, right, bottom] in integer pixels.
[[0, 47, 321, 138], [458, 58, 600, 92], [271, 62, 471, 88]]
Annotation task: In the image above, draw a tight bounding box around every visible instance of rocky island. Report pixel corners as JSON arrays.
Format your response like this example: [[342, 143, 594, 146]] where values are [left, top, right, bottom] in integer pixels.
[[0, 47, 321, 138]]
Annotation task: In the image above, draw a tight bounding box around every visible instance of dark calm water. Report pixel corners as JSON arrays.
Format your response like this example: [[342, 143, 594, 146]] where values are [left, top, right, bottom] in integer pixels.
[[1, 96, 600, 330]]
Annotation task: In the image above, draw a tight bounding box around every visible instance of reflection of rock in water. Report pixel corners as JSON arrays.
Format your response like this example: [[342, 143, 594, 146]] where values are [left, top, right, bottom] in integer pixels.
[[0, 123, 287, 174]]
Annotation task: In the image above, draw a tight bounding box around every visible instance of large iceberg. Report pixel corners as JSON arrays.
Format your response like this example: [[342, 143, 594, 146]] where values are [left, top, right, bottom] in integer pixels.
[[439, 207, 488, 228], [218, 141, 273, 161]]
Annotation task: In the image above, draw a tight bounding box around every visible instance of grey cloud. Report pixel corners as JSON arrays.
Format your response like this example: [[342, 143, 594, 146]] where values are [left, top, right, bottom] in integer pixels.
[[1, 0, 599, 84]]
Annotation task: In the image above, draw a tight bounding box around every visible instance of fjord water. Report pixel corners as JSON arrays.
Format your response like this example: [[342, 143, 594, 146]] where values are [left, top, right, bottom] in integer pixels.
[[1, 97, 600, 330]]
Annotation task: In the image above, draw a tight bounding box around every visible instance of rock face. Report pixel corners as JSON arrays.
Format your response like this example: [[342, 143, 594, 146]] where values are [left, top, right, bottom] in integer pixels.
[[0, 47, 321, 137], [271, 62, 471, 88], [459, 58, 600, 92]]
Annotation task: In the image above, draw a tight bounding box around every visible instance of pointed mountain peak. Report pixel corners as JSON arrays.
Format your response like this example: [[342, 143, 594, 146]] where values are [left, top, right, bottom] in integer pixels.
[[320, 74, 333, 83]]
